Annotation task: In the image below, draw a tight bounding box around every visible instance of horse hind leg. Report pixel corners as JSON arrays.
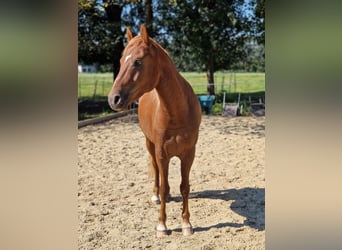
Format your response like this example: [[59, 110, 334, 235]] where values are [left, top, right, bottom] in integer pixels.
[[180, 148, 195, 236], [150, 156, 160, 204]]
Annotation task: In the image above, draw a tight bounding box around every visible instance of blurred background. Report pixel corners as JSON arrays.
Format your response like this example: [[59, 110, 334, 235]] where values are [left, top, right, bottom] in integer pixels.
[[2, 1, 342, 249]]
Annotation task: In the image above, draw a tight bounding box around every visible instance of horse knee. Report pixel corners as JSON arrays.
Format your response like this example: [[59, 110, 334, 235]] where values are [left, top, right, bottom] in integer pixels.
[[180, 182, 189, 196]]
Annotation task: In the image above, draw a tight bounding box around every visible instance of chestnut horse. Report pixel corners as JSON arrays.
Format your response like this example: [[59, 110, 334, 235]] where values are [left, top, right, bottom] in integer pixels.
[[108, 25, 201, 237]]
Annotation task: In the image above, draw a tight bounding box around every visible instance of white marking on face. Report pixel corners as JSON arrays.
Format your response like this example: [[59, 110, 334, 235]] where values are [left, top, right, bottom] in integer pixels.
[[133, 71, 139, 82], [125, 54, 132, 63]]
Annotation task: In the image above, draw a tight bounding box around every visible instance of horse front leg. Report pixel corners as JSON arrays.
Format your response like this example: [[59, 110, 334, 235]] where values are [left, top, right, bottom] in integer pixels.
[[155, 156, 170, 237], [148, 155, 172, 204], [180, 147, 195, 236]]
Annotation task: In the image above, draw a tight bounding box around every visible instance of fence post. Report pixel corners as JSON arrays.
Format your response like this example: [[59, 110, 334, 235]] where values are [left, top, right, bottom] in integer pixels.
[[92, 80, 98, 99], [78, 77, 81, 98], [102, 78, 105, 96], [222, 92, 226, 109]]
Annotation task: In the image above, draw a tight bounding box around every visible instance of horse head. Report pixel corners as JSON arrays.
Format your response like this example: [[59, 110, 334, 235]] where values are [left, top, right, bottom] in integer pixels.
[[108, 25, 160, 111]]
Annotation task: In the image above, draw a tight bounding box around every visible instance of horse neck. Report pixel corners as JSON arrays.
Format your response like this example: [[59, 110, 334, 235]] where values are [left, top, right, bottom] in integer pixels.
[[154, 55, 190, 120]]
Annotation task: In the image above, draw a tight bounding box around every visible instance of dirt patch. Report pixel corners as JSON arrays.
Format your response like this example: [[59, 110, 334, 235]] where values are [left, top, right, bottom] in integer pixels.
[[78, 115, 265, 249]]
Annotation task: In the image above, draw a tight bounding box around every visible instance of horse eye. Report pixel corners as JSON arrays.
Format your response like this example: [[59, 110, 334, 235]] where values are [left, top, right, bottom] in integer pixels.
[[133, 59, 142, 68]]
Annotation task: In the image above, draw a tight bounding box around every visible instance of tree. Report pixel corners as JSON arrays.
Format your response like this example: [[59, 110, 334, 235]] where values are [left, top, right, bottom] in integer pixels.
[[155, 0, 246, 94], [78, 0, 123, 79], [78, 0, 265, 86], [254, 0, 265, 45], [144, 0, 153, 36], [102, 1, 124, 78], [78, 0, 156, 80], [156, 0, 262, 95], [121, 1, 144, 36]]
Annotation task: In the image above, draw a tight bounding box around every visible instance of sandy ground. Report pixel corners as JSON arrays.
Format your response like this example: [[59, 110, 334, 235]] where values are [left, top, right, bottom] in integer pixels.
[[78, 114, 265, 249]]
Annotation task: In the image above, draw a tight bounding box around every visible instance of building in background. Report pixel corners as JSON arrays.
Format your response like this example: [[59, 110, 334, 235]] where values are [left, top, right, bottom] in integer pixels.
[[78, 63, 97, 73]]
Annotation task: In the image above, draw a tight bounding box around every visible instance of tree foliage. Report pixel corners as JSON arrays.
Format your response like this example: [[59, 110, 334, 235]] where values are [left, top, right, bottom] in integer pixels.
[[254, 0, 265, 45], [121, 1, 145, 36], [78, 0, 265, 87], [154, 0, 261, 93], [78, 0, 123, 77], [157, 1, 241, 68]]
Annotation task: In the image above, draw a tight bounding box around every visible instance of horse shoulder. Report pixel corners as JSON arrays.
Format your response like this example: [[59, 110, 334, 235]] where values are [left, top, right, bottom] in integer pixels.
[[138, 91, 158, 141]]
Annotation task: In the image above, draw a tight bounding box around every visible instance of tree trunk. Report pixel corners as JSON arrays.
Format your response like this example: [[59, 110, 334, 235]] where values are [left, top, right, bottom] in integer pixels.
[[144, 0, 153, 37], [104, 3, 123, 81], [206, 52, 215, 95]]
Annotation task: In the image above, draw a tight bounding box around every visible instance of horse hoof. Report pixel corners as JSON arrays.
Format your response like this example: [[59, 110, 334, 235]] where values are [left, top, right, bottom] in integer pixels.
[[182, 224, 193, 236], [156, 224, 168, 237], [156, 230, 168, 237], [151, 195, 160, 204]]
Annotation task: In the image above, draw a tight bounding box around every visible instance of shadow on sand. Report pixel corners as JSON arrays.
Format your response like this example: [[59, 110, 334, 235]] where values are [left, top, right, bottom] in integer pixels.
[[170, 187, 265, 232]]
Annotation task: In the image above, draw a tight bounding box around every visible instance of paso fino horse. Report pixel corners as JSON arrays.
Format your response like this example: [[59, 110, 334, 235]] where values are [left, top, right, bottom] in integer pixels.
[[108, 25, 202, 237]]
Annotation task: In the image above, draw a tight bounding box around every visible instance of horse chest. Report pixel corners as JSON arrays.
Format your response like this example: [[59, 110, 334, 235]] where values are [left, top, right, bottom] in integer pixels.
[[162, 130, 196, 157], [138, 90, 199, 157], [165, 132, 188, 146]]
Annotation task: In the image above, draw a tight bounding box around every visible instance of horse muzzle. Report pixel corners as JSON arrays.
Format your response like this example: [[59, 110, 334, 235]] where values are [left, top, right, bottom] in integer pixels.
[[108, 93, 127, 111]]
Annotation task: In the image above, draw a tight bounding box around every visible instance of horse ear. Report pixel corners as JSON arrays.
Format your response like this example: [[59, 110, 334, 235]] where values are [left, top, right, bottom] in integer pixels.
[[140, 24, 149, 45], [126, 27, 133, 42]]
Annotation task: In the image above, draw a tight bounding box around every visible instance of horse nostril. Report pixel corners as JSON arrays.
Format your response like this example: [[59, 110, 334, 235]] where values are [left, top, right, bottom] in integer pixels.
[[113, 95, 121, 105]]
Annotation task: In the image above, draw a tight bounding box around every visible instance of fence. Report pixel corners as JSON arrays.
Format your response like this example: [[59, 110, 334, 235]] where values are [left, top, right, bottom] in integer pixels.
[[78, 75, 113, 99], [78, 72, 265, 99]]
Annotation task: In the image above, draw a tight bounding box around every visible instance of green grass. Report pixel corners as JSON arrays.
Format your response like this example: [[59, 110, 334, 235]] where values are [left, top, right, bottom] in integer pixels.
[[180, 72, 265, 95], [78, 71, 265, 99], [78, 73, 114, 99]]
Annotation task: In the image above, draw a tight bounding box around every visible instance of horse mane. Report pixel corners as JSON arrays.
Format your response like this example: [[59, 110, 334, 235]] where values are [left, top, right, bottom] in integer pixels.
[[150, 39, 170, 57], [123, 35, 171, 62]]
